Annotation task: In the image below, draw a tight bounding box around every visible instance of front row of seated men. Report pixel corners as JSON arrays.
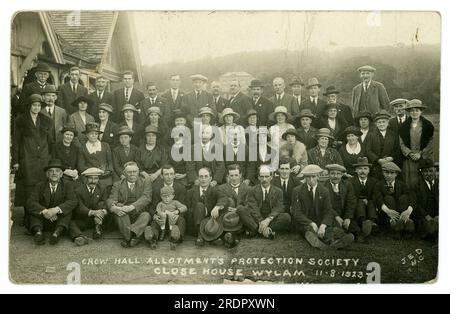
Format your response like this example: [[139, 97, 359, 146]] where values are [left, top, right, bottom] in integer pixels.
[[25, 156, 439, 250]]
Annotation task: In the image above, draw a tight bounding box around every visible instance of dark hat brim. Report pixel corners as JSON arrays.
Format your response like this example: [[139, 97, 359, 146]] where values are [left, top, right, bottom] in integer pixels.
[[61, 128, 78, 137], [353, 162, 372, 168], [44, 164, 65, 172], [223, 221, 244, 232], [323, 90, 340, 96], [71, 96, 93, 107], [199, 218, 224, 241], [282, 131, 302, 141]]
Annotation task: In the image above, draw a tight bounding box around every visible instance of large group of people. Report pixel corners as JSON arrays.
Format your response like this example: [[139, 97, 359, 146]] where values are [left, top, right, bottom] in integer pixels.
[[11, 62, 439, 251]]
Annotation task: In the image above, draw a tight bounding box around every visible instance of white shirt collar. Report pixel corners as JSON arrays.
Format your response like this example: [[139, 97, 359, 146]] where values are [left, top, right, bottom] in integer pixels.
[[380, 130, 387, 137], [164, 183, 174, 188], [276, 92, 285, 99], [359, 177, 367, 185], [262, 185, 271, 194], [310, 96, 318, 102], [49, 183, 58, 191], [307, 183, 318, 195], [127, 181, 136, 189]]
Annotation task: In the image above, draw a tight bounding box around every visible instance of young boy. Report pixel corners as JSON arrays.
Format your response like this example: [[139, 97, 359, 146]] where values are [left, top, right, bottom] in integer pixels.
[[154, 186, 188, 249]]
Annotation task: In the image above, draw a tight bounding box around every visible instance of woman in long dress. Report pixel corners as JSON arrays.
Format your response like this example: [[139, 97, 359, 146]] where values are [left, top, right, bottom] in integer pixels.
[[338, 126, 367, 176], [269, 106, 295, 146], [68, 96, 95, 146]]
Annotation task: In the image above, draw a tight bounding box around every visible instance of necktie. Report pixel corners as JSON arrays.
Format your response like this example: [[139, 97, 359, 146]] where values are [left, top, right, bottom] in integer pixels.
[[50, 186, 56, 205], [124, 147, 130, 157], [130, 183, 135, 193], [264, 189, 269, 202], [201, 188, 207, 204], [253, 98, 258, 106], [196, 92, 200, 101], [428, 181, 434, 191], [72, 84, 76, 93], [309, 186, 314, 202], [125, 88, 129, 102], [364, 83, 368, 92], [314, 98, 317, 106], [214, 97, 218, 106], [172, 90, 177, 102], [48, 108, 52, 117], [282, 180, 288, 193], [51, 186, 56, 194]]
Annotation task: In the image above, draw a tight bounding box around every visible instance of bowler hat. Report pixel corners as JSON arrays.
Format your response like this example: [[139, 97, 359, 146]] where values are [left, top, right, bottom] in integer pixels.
[[358, 65, 376, 73], [61, 124, 78, 137], [248, 79, 265, 88], [199, 217, 224, 242], [71, 96, 93, 108], [269, 106, 292, 122], [374, 110, 391, 122], [406, 99, 427, 111], [323, 86, 340, 96], [301, 164, 324, 177], [306, 77, 322, 89], [82, 167, 105, 177], [325, 164, 347, 173], [282, 128, 302, 142], [220, 108, 240, 124], [222, 212, 243, 232], [381, 161, 401, 173], [121, 104, 139, 112], [44, 159, 65, 172], [41, 85, 58, 95], [419, 159, 437, 170], [34, 62, 51, 73], [289, 77, 304, 87], [117, 125, 134, 136], [98, 103, 114, 114], [83, 122, 103, 134], [353, 157, 372, 168]]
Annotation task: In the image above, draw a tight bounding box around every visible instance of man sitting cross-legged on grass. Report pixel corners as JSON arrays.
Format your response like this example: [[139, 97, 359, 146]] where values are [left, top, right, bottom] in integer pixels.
[[107, 161, 152, 248], [373, 161, 415, 240], [70, 167, 109, 246], [26, 159, 77, 246], [291, 164, 354, 250], [237, 165, 292, 240]]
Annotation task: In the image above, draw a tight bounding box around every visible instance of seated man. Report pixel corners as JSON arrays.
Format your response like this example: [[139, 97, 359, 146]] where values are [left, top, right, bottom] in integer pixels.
[[324, 164, 362, 240], [373, 161, 415, 239], [272, 157, 301, 214], [214, 164, 249, 247], [414, 159, 439, 241], [291, 165, 354, 250], [237, 165, 291, 239], [350, 157, 379, 239], [185, 167, 220, 246], [70, 167, 109, 246], [26, 159, 77, 245], [107, 161, 152, 248]]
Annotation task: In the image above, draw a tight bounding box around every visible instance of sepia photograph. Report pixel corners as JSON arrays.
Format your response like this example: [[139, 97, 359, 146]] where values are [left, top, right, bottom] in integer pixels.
[[8, 10, 440, 285]]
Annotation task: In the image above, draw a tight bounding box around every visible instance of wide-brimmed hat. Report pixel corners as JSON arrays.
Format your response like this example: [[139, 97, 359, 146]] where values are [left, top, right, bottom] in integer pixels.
[[221, 212, 243, 232], [323, 86, 340, 96], [220, 108, 240, 124], [82, 167, 105, 177], [34, 62, 51, 73], [71, 96, 93, 108], [282, 128, 301, 141], [28, 94, 45, 106], [341, 126, 363, 140], [269, 106, 292, 122], [355, 111, 373, 121], [44, 159, 65, 172], [121, 104, 139, 112], [144, 125, 159, 135], [83, 122, 103, 134], [314, 128, 335, 140], [419, 159, 438, 170], [289, 77, 304, 87], [301, 165, 324, 177], [248, 79, 265, 88], [353, 157, 372, 168], [406, 99, 427, 111], [358, 65, 376, 73], [296, 109, 316, 120], [190, 74, 208, 82], [326, 164, 347, 173], [40, 85, 58, 95], [117, 125, 134, 137], [306, 77, 322, 89], [381, 161, 401, 173], [98, 103, 114, 114], [198, 107, 215, 118], [199, 217, 224, 242], [147, 106, 162, 117], [60, 124, 78, 137], [390, 98, 409, 108], [374, 110, 391, 122]]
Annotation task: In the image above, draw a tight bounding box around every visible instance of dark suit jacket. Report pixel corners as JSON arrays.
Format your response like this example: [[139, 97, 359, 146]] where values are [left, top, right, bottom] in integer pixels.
[[291, 183, 334, 228], [291, 95, 308, 119], [186, 185, 219, 217], [414, 178, 439, 219], [365, 129, 402, 167], [216, 182, 251, 211], [182, 90, 215, 121], [150, 181, 187, 215], [228, 92, 252, 121], [18, 81, 49, 114], [52, 141, 79, 170], [269, 93, 296, 116], [350, 176, 378, 201], [336, 102, 354, 126], [251, 97, 274, 127], [212, 96, 229, 114], [245, 185, 285, 223], [26, 180, 77, 217], [186, 143, 226, 185], [324, 180, 357, 219], [373, 179, 412, 212], [88, 90, 114, 119], [223, 144, 257, 182], [58, 82, 89, 115], [106, 177, 152, 213], [40, 105, 68, 143], [73, 184, 108, 220], [99, 120, 119, 149], [273, 176, 301, 211], [140, 96, 171, 126], [136, 144, 169, 174], [161, 89, 184, 112], [296, 127, 318, 150], [112, 87, 145, 122], [112, 144, 140, 178], [299, 97, 328, 125], [318, 116, 348, 140], [351, 80, 390, 116]]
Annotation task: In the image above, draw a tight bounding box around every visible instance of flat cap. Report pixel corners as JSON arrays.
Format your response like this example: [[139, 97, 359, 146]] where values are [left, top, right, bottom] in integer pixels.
[[358, 65, 376, 72], [325, 164, 347, 173], [381, 161, 402, 173], [301, 164, 324, 176], [82, 167, 105, 177]]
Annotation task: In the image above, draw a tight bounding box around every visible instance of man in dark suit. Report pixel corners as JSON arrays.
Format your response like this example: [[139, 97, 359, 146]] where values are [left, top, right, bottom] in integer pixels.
[[323, 86, 354, 126], [211, 81, 228, 114], [227, 79, 252, 122], [299, 78, 328, 127], [272, 158, 301, 214], [18, 62, 52, 115], [237, 165, 291, 239], [248, 79, 274, 127], [295, 109, 318, 149], [186, 126, 225, 186], [26, 159, 77, 245], [373, 162, 415, 239], [112, 126, 140, 179], [69, 168, 109, 246], [182, 74, 215, 122], [112, 71, 145, 122], [88, 76, 114, 120], [414, 159, 439, 240], [40, 85, 68, 143], [140, 82, 171, 126], [185, 168, 220, 245], [365, 110, 402, 179], [161, 74, 184, 114], [350, 157, 379, 239], [351, 65, 390, 116], [269, 77, 296, 116], [388, 98, 409, 134], [107, 161, 152, 248], [58, 66, 89, 115], [290, 77, 307, 117], [291, 165, 354, 250]]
